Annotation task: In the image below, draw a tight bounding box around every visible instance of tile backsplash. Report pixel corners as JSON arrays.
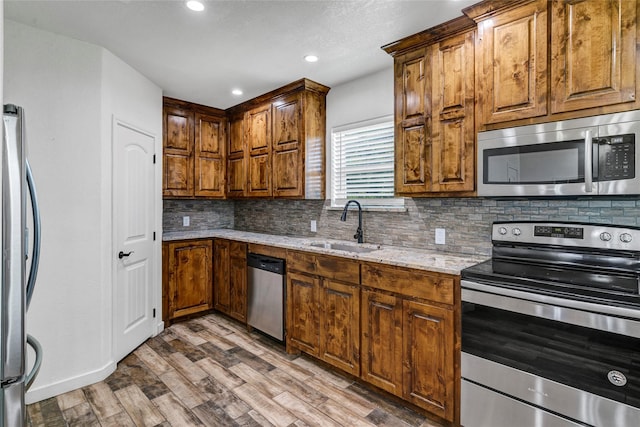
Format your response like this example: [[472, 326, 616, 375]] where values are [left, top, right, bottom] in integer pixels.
[[164, 197, 640, 257]]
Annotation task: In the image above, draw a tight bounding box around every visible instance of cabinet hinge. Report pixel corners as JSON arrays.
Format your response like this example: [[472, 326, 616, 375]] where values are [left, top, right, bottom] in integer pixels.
[[153, 308, 156, 318], [153, 154, 156, 164]]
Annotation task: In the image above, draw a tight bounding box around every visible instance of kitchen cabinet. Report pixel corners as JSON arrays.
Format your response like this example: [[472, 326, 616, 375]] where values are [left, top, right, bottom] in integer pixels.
[[213, 239, 247, 322], [226, 79, 329, 199], [163, 98, 227, 198], [286, 250, 361, 376], [245, 103, 272, 197], [550, 0, 637, 114], [383, 16, 476, 196], [162, 239, 213, 323], [227, 112, 246, 197], [464, 0, 638, 128], [471, 0, 548, 124], [361, 262, 457, 423]]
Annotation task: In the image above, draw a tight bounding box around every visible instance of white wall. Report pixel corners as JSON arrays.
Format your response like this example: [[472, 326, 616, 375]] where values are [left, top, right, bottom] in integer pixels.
[[4, 20, 162, 403], [324, 67, 394, 197]]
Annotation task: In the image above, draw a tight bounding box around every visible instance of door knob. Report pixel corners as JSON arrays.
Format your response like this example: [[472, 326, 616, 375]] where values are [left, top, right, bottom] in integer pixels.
[[118, 250, 134, 259]]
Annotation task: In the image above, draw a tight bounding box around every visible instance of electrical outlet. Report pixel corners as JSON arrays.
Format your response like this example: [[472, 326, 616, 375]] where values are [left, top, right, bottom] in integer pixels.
[[310, 220, 317, 232], [435, 228, 446, 245], [182, 216, 190, 227]]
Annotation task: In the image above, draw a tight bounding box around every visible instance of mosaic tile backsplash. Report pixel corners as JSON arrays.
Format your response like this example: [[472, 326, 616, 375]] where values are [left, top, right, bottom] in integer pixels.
[[164, 197, 640, 258]]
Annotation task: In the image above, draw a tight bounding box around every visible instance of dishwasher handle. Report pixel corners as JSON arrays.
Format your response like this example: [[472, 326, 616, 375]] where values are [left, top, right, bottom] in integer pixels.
[[247, 253, 285, 275]]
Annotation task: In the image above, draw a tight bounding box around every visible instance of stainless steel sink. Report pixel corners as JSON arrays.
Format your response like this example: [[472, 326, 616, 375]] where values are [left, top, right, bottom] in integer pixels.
[[308, 242, 380, 253]]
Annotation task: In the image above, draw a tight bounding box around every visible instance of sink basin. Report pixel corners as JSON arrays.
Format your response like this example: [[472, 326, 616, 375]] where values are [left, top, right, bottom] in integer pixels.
[[308, 242, 380, 253]]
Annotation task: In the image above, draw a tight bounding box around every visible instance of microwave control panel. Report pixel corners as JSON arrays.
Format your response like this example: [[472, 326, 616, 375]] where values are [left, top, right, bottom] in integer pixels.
[[598, 134, 635, 180]]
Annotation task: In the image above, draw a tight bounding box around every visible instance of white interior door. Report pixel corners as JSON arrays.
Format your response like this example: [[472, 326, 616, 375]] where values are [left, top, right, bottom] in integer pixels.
[[113, 119, 156, 362]]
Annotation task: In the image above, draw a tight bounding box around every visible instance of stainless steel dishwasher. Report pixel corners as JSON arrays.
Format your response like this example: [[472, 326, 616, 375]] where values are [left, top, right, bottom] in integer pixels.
[[247, 253, 285, 341]]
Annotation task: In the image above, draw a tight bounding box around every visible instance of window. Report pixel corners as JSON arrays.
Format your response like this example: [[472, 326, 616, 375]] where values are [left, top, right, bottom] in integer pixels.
[[331, 116, 403, 209]]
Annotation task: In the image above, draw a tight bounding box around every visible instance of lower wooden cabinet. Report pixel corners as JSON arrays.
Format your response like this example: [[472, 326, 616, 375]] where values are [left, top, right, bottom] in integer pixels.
[[361, 264, 457, 423], [286, 251, 360, 376], [361, 289, 403, 395], [213, 239, 248, 322], [163, 239, 213, 322]]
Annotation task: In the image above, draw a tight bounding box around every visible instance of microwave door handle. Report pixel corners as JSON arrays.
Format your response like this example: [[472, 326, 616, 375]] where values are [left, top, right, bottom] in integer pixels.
[[584, 130, 593, 193]]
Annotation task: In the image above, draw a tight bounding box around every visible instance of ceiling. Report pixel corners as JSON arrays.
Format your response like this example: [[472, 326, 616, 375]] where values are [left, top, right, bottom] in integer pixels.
[[5, 0, 477, 109]]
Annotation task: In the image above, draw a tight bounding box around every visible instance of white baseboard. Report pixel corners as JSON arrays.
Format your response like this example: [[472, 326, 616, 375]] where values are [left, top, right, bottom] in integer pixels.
[[25, 360, 117, 404]]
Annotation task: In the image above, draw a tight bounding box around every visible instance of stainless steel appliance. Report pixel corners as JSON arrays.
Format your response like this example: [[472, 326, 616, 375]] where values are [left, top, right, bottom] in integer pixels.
[[2, 104, 43, 426], [247, 253, 285, 342], [461, 221, 640, 427], [477, 110, 640, 197]]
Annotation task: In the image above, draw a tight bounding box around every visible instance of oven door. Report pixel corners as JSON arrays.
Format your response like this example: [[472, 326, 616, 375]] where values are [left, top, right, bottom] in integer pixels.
[[477, 125, 598, 197], [461, 282, 640, 427]]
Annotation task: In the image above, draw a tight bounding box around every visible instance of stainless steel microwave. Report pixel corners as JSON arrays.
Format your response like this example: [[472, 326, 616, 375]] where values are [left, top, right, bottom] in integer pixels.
[[477, 110, 640, 197]]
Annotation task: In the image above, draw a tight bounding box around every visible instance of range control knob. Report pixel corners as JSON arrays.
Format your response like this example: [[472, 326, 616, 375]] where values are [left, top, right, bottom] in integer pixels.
[[512, 228, 522, 236], [498, 227, 508, 235], [620, 233, 633, 243], [600, 232, 612, 242]]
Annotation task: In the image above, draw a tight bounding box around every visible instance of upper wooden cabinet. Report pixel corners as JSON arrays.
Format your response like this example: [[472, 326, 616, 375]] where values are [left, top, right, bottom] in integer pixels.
[[245, 104, 273, 197], [471, 0, 548, 124], [227, 79, 329, 199], [163, 104, 194, 197], [194, 112, 226, 197], [163, 98, 227, 198], [384, 16, 477, 196], [550, 0, 637, 113], [226, 113, 246, 197], [464, 0, 639, 128]]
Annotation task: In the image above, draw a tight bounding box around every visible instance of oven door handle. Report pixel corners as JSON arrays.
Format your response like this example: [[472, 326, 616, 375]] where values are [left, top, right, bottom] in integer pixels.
[[584, 129, 594, 193], [461, 280, 640, 338]]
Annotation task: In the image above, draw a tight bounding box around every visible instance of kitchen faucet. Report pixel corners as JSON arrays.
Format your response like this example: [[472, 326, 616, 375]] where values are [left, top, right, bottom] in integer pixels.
[[340, 200, 363, 243]]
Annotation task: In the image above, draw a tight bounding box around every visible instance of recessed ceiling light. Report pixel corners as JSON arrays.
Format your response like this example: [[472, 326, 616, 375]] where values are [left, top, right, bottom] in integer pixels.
[[232, 89, 243, 96], [304, 55, 319, 63], [186, 1, 205, 12]]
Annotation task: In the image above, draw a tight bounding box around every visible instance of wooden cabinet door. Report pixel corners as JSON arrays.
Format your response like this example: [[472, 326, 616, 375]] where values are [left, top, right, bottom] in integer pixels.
[[272, 93, 303, 197], [551, 0, 637, 113], [194, 112, 226, 197], [228, 242, 247, 322], [227, 115, 245, 197], [402, 300, 454, 421], [431, 30, 475, 193], [286, 271, 320, 356], [476, 0, 548, 124], [167, 240, 212, 319], [395, 49, 431, 195], [163, 105, 194, 197], [361, 289, 403, 396], [246, 104, 272, 154], [319, 279, 360, 376], [213, 239, 230, 314], [246, 104, 272, 197]]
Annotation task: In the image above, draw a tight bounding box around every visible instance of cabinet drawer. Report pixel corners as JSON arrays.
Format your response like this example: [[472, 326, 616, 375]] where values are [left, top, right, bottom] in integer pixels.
[[287, 250, 360, 284], [361, 263, 454, 305], [230, 241, 247, 259]]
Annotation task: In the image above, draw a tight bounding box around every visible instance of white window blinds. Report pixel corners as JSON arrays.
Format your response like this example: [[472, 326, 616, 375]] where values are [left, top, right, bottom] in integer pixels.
[[331, 116, 403, 208]]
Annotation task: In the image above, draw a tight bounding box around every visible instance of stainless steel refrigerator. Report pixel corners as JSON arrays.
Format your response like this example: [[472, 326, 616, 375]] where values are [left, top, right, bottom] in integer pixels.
[[2, 104, 42, 426]]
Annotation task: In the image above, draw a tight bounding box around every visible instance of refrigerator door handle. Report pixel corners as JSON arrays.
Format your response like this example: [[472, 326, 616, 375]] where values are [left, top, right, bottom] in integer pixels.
[[26, 159, 40, 310], [25, 335, 42, 390]]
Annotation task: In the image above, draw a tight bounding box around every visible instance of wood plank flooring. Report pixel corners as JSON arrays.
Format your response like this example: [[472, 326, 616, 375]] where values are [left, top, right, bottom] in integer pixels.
[[26, 313, 445, 427]]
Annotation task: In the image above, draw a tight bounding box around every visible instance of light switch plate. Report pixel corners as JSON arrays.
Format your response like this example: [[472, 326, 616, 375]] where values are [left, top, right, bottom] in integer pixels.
[[435, 228, 446, 245], [183, 216, 190, 227], [310, 220, 317, 232]]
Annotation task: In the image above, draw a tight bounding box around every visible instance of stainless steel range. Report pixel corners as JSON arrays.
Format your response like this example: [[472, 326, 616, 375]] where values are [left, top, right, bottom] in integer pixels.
[[461, 221, 640, 427]]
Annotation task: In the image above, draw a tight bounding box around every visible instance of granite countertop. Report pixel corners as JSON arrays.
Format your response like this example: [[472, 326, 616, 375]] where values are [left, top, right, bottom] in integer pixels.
[[163, 229, 488, 275]]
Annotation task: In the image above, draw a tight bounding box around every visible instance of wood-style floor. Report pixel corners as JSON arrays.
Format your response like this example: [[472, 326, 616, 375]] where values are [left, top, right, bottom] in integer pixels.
[[26, 313, 445, 427]]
